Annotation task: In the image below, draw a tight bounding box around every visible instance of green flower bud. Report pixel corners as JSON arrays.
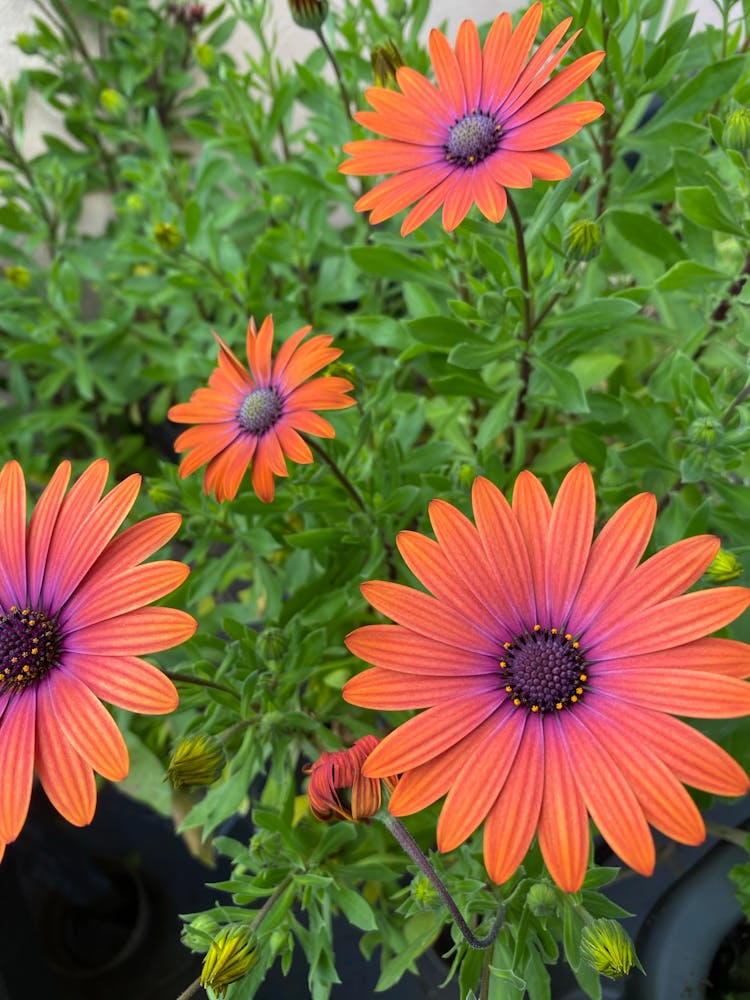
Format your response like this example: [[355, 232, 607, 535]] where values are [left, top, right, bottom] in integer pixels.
[[371, 40, 404, 88], [458, 464, 476, 490], [410, 874, 441, 911], [133, 263, 156, 277], [125, 193, 146, 214], [110, 6, 130, 26], [564, 220, 602, 262], [15, 33, 39, 55], [153, 220, 182, 251], [688, 416, 720, 447], [167, 733, 227, 789], [526, 881, 558, 918], [5, 265, 32, 289], [288, 0, 328, 30], [194, 43, 215, 69], [723, 108, 750, 153], [201, 924, 259, 998], [706, 549, 743, 584], [100, 88, 127, 116], [256, 627, 288, 667], [580, 919, 641, 979], [182, 913, 221, 952]]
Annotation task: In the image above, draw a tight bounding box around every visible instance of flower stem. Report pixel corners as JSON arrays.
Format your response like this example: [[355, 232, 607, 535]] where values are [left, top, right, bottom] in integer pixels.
[[164, 670, 241, 699], [479, 945, 493, 1000], [314, 27, 352, 120], [504, 192, 534, 465], [380, 813, 504, 950], [706, 820, 750, 849]]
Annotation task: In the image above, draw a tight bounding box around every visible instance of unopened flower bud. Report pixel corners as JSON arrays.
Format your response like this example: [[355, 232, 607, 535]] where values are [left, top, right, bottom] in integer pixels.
[[256, 627, 288, 667], [167, 733, 227, 789], [125, 193, 146, 213], [182, 913, 221, 952], [153, 221, 182, 251], [110, 6, 130, 26], [288, 0, 328, 30], [5, 265, 31, 289], [100, 88, 127, 116], [526, 881, 558, 917], [15, 33, 39, 55], [706, 549, 743, 584], [194, 43, 215, 68], [564, 220, 601, 262], [371, 40, 404, 88], [200, 924, 259, 997], [304, 734, 397, 822], [580, 919, 640, 979], [410, 873, 441, 911], [458, 464, 476, 490], [723, 108, 750, 153]]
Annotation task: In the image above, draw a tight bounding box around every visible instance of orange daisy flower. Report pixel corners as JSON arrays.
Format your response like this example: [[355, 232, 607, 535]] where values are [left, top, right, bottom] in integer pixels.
[[305, 734, 398, 823], [343, 464, 750, 892], [340, 4, 604, 234], [168, 315, 356, 503], [0, 459, 196, 846]]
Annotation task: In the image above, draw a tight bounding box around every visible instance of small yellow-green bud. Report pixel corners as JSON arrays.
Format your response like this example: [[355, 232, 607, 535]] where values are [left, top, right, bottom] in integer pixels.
[[167, 733, 227, 789], [100, 88, 127, 116], [723, 108, 750, 153], [201, 924, 259, 998], [15, 33, 39, 55], [564, 220, 602, 262], [410, 874, 441, 911], [706, 549, 743, 584], [458, 464, 476, 490], [371, 40, 404, 88], [110, 6, 130, 26], [182, 913, 221, 952], [5, 265, 32, 289], [125, 193, 146, 214], [526, 881, 558, 918], [256, 627, 288, 666], [688, 416, 720, 447], [132, 263, 156, 277], [153, 221, 182, 251], [288, 0, 328, 30], [194, 42, 215, 69], [580, 919, 641, 979]]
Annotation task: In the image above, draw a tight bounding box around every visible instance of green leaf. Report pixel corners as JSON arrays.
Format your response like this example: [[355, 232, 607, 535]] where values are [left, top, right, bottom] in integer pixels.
[[375, 914, 443, 991], [448, 340, 512, 369], [607, 210, 686, 266], [638, 55, 746, 133], [543, 297, 641, 330], [350, 245, 451, 289], [656, 260, 730, 290], [525, 161, 588, 245], [676, 185, 748, 236], [534, 358, 589, 414], [119, 729, 172, 816], [183, 197, 201, 242], [408, 315, 482, 348], [334, 884, 378, 931]]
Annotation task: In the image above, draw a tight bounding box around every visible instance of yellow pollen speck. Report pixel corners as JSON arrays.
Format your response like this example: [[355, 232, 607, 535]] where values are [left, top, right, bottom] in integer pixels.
[[505, 685, 513, 693], [10, 606, 17, 613], [31, 647, 38, 654], [29, 619, 35, 626], [503, 642, 511, 650], [513, 698, 521, 706], [571, 695, 578, 703], [551, 628, 558, 634], [534, 624, 541, 632], [531, 705, 539, 712], [500, 660, 507, 668], [23, 665, 30, 673], [576, 686, 584, 695], [573, 641, 580, 649], [580, 673, 587, 682], [468, 155, 475, 162], [564, 633, 572, 641], [555, 702, 563, 710]]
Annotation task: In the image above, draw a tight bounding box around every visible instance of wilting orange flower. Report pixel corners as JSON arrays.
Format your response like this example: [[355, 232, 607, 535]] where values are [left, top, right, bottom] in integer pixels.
[[340, 4, 604, 235], [168, 315, 355, 503], [344, 464, 750, 892], [305, 734, 397, 822], [0, 460, 196, 846]]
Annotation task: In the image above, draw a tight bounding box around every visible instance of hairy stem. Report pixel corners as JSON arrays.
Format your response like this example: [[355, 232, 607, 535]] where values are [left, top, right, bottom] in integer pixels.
[[315, 28, 353, 121], [164, 670, 240, 699], [706, 821, 750, 849]]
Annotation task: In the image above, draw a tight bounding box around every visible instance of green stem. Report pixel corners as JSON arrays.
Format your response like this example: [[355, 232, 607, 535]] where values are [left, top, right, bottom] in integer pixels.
[[381, 813, 504, 950], [164, 670, 240, 699], [315, 27, 352, 121], [723, 382, 750, 427], [504, 191, 534, 465], [479, 944, 493, 1000], [706, 820, 750, 849], [180, 249, 247, 311]]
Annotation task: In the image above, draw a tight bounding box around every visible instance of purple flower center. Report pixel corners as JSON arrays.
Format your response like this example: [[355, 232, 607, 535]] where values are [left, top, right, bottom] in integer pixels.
[[445, 111, 501, 167], [0, 606, 60, 692], [500, 626, 588, 714], [239, 387, 283, 435]]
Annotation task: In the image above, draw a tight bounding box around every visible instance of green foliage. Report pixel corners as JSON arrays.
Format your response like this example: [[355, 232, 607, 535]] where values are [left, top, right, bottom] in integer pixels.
[[1, 0, 750, 998]]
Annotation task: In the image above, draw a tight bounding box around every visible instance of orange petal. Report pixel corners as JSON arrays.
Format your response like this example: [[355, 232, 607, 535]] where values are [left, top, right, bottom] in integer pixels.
[[437, 707, 525, 851], [59, 561, 190, 631], [512, 470, 552, 623], [344, 624, 499, 676], [275, 422, 314, 464], [0, 691, 35, 840], [441, 176, 475, 231], [203, 435, 257, 502], [355, 164, 453, 222], [344, 666, 500, 710], [498, 21, 575, 120], [472, 165, 508, 222], [395, 66, 454, 124], [353, 108, 444, 146], [503, 101, 605, 150], [505, 51, 606, 127], [591, 637, 750, 679], [362, 692, 502, 776], [0, 461, 26, 608], [286, 410, 336, 438], [78, 512, 183, 581], [361, 580, 498, 654], [429, 26, 467, 117], [65, 606, 198, 655], [571, 492, 656, 631], [546, 464, 595, 626], [509, 149, 571, 179], [537, 715, 589, 891], [246, 314, 274, 386], [284, 377, 355, 411], [597, 668, 750, 718], [490, 3, 544, 111], [480, 12, 513, 110], [455, 19, 482, 111], [483, 717, 544, 884], [26, 460, 72, 606], [400, 173, 457, 235], [49, 670, 129, 781], [271, 324, 312, 382], [564, 712, 654, 876], [36, 680, 96, 825], [64, 652, 179, 714]]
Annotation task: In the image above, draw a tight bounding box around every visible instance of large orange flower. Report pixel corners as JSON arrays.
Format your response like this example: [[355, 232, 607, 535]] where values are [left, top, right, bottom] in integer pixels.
[[340, 4, 604, 234], [0, 459, 196, 846], [168, 315, 355, 503], [343, 465, 750, 892]]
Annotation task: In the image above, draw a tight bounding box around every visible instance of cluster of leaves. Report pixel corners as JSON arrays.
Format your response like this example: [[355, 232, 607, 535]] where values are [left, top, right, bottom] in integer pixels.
[[1, 0, 750, 998]]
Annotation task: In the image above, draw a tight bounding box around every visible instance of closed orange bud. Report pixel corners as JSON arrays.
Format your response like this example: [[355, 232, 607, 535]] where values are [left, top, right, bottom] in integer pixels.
[[304, 735, 397, 822]]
